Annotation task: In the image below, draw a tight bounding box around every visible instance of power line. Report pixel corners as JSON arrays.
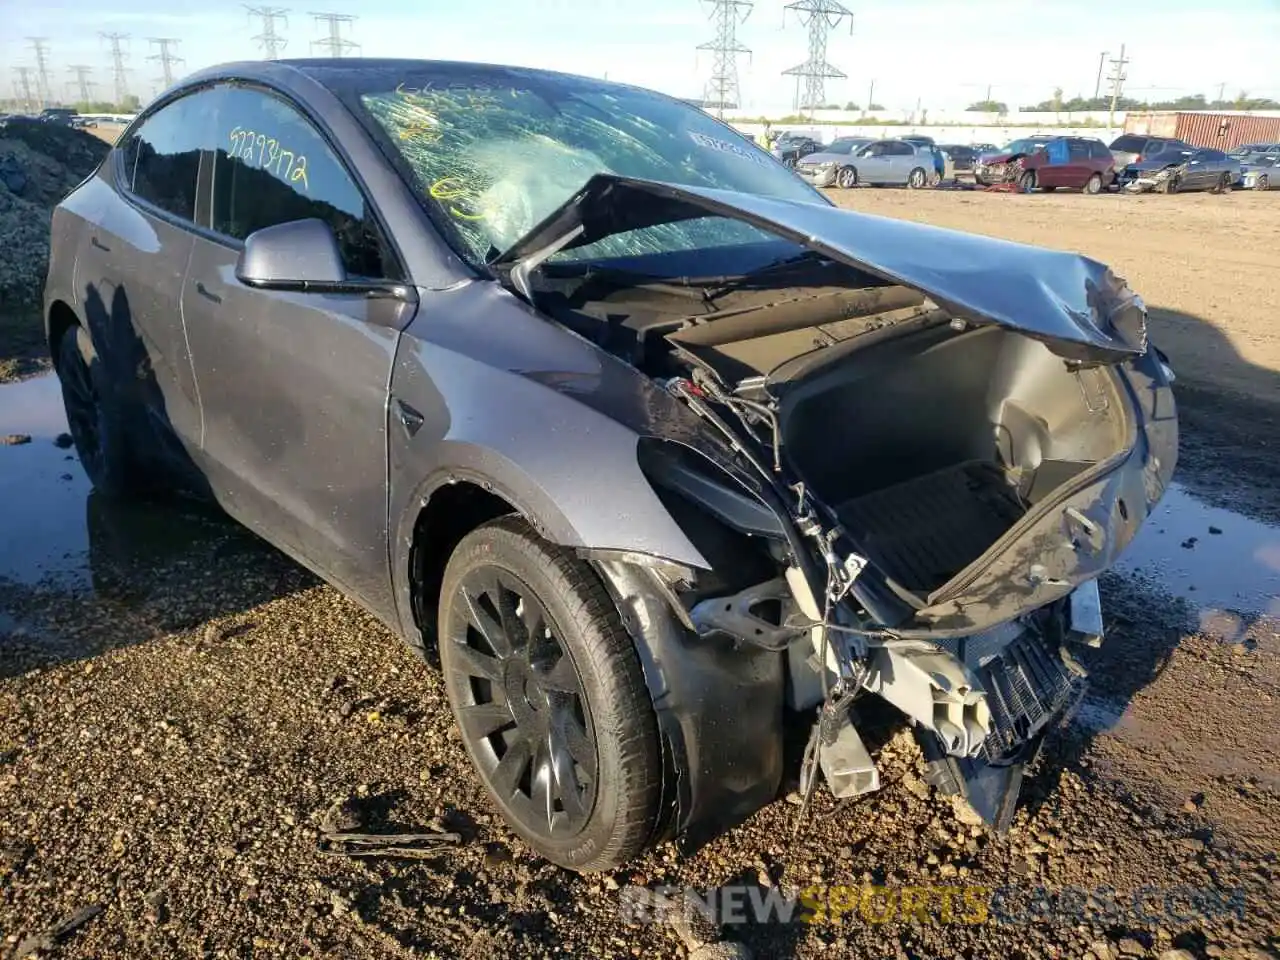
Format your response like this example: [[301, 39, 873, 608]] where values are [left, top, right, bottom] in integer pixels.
[[26, 37, 53, 110], [68, 65, 96, 104], [147, 37, 184, 89], [246, 5, 290, 60], [12, 67, 36, 113], [781, 0, 853, 115], [696, 0, 752, 118], [101, 32, 132, 106], [309, 12, 359, 57], [1106, 43, 1129, 130]]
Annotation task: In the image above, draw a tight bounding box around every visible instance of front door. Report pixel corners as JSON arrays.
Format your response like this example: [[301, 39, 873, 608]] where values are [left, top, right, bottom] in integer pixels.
[[180, 83, 415, 614]]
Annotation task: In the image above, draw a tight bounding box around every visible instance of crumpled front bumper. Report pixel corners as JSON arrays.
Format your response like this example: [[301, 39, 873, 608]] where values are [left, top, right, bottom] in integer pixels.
[[796, 164, 837, 187]]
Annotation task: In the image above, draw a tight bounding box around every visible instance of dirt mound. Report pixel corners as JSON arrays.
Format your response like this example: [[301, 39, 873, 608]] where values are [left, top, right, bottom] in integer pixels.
[[0, 118, 111, 309]]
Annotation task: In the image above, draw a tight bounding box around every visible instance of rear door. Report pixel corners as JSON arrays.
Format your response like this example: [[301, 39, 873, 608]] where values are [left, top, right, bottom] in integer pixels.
[[180, 83, 414, 611], [885, 141, 916, 183], [72, 90, 216, 468], [1184, 149, 1216, 189]]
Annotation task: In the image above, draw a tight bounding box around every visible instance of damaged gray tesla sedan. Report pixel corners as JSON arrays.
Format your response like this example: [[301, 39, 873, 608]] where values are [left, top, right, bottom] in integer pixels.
[[43, 58, 1178, 872]]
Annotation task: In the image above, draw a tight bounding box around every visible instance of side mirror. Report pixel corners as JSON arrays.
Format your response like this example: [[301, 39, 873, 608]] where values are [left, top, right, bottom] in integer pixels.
[[236, 218, 346, 291]]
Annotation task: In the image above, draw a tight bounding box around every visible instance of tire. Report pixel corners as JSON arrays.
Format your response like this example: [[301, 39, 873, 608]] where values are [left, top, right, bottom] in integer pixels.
[[55, 324, 138, 498], [1158, 173, 1179, 195], [1019, 170, 1037, 192], [836, 166, 857, 188], [1256, 174, 1270, 192], [1084, 173, 1103, 194], [1210, 172, 1231, 195], [907, 167, 927, 189], [438, 517, 662, 872]]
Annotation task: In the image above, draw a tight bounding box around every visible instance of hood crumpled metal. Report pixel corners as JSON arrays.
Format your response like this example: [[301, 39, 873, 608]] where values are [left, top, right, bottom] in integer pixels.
[[492, 174, 1149, 364]]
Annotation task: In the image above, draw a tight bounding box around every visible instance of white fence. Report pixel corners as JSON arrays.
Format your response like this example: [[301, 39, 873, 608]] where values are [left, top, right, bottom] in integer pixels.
[[725, 121, 1123, 147]]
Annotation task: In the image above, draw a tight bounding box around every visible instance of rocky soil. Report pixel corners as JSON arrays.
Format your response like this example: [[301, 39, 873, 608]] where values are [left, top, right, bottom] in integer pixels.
[[0, 119, 109, 382]]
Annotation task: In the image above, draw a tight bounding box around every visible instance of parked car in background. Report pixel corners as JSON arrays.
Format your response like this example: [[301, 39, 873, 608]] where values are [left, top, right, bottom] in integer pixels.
[[976, 136, 1115, 193], [771, 133, 823, 168], [1241, 154, 1278, 191], [38, 107, 80, 126], [1121, 146, 1241, 194], [45, 56, 1177, 873], [971, 142, 999, 155], [1229, 142, 1280, 160], [795, 136, 874, 187], [832, 138, 935, 187], [1108, 134, 1196, 169], [975, 135, 1053, 167], [939, 144, 980, 171]]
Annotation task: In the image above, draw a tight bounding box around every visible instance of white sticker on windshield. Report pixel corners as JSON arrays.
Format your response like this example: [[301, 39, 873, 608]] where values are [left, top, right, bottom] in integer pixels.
[[688, 131, 773, 168]]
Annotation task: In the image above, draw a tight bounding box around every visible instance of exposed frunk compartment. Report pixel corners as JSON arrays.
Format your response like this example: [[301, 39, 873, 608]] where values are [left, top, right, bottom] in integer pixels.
[[779, 323, 1134, 603]]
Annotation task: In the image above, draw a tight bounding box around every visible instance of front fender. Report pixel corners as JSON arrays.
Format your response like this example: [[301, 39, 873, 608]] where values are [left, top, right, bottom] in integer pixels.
[[386, 281, 725, 640]]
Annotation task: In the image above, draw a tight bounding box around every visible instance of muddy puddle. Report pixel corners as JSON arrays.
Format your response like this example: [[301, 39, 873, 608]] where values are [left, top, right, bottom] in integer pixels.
[[1114, 483, 1280, 621], [0, 374, 250, 595], [3, 372, 1279, 621]]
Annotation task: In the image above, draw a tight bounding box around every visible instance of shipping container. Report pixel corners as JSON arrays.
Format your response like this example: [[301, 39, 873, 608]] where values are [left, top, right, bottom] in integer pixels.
[[1123, 111, 1280, 150]]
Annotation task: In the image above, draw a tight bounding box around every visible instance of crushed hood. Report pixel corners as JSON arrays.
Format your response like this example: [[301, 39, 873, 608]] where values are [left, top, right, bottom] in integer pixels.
[[491, 174, 1149, 365]]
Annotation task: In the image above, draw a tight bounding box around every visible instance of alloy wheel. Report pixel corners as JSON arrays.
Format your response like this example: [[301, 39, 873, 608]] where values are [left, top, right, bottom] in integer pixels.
[[1258, 174, 1270, 192], [838, 167, 856, 188], [443, 566, 598, 838]]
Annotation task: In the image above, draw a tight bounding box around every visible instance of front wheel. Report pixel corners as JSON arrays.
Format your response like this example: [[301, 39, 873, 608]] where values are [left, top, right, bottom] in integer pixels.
[[56, 324, 139, 498], [1019, 170, 1037, 192], [836, 165, 858, 188], [1256, 173, 1270, 191], [438, 518, 663, 872], [907, 167, 927, 189]]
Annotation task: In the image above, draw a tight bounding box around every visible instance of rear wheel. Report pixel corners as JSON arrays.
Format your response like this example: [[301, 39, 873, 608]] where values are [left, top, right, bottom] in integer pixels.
[[56, 324, 138, 498], [836, 166, 858, 188], [438, 518, 662, 872], [1210, 172, 1231, 194], [1084, 173, 1103, 194], [907, 167, 927, 189], [1018, 170, 1037, 192]]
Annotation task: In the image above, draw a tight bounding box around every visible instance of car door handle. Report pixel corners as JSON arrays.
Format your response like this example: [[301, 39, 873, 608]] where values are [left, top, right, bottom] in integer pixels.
[[90, 236, 110, 252], [195, 281, 222, 304]]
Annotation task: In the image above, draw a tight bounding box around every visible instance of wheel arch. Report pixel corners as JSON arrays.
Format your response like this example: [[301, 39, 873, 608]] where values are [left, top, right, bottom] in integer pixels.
[[46, 300, 81, 372]]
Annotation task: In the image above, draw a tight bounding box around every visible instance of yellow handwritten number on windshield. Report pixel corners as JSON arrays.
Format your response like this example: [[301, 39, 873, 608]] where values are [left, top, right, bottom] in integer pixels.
[[429, 177, 485, 221]]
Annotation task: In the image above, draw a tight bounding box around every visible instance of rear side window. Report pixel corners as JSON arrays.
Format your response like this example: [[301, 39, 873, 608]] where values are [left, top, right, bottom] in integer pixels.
[[208, 85, 395, 280], [1110, 135, 1146, 152], [887, 142, 914, 156], [1068, 140, 1090, 160], [1089, 141, 1112, 160], [124, 91, 216, 221]]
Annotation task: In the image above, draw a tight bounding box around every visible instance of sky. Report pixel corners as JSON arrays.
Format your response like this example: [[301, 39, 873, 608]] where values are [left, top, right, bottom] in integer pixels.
[[3, 0, 1279, 113]]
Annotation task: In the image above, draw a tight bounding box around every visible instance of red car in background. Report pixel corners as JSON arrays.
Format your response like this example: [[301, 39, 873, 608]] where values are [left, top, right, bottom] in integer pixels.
[[973, 136, 1116, 193]]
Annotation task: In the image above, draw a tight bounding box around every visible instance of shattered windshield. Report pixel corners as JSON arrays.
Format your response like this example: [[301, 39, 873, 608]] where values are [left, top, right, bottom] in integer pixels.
[[1002, 139, 1048, 156], [351, 69, 822, 266]]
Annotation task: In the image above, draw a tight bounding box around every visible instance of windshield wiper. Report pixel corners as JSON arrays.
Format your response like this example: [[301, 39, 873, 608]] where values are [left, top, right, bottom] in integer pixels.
[[703, 249, 834, 298]]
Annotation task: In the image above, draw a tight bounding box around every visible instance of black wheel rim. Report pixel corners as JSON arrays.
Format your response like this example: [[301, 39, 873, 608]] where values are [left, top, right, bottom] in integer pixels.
[[445, 566, 598, 838], [59, 336, 105, 479]]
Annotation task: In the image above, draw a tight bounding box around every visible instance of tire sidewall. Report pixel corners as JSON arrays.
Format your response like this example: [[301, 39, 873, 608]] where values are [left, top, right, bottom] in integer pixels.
[[1085, 173, 1102, 194], [438, 521, 660, 871], [838, 166, 856, 188]]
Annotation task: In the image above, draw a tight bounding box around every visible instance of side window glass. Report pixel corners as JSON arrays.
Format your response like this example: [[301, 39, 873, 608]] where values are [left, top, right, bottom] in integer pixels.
[[210, 86, 393, 280], [1068, 141, 1090, 160], [128, 92, 215, 220]]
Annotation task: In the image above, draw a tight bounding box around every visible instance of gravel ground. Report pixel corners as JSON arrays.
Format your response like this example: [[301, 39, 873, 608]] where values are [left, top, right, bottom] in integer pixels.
[[2, 187, 1278, 960]]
